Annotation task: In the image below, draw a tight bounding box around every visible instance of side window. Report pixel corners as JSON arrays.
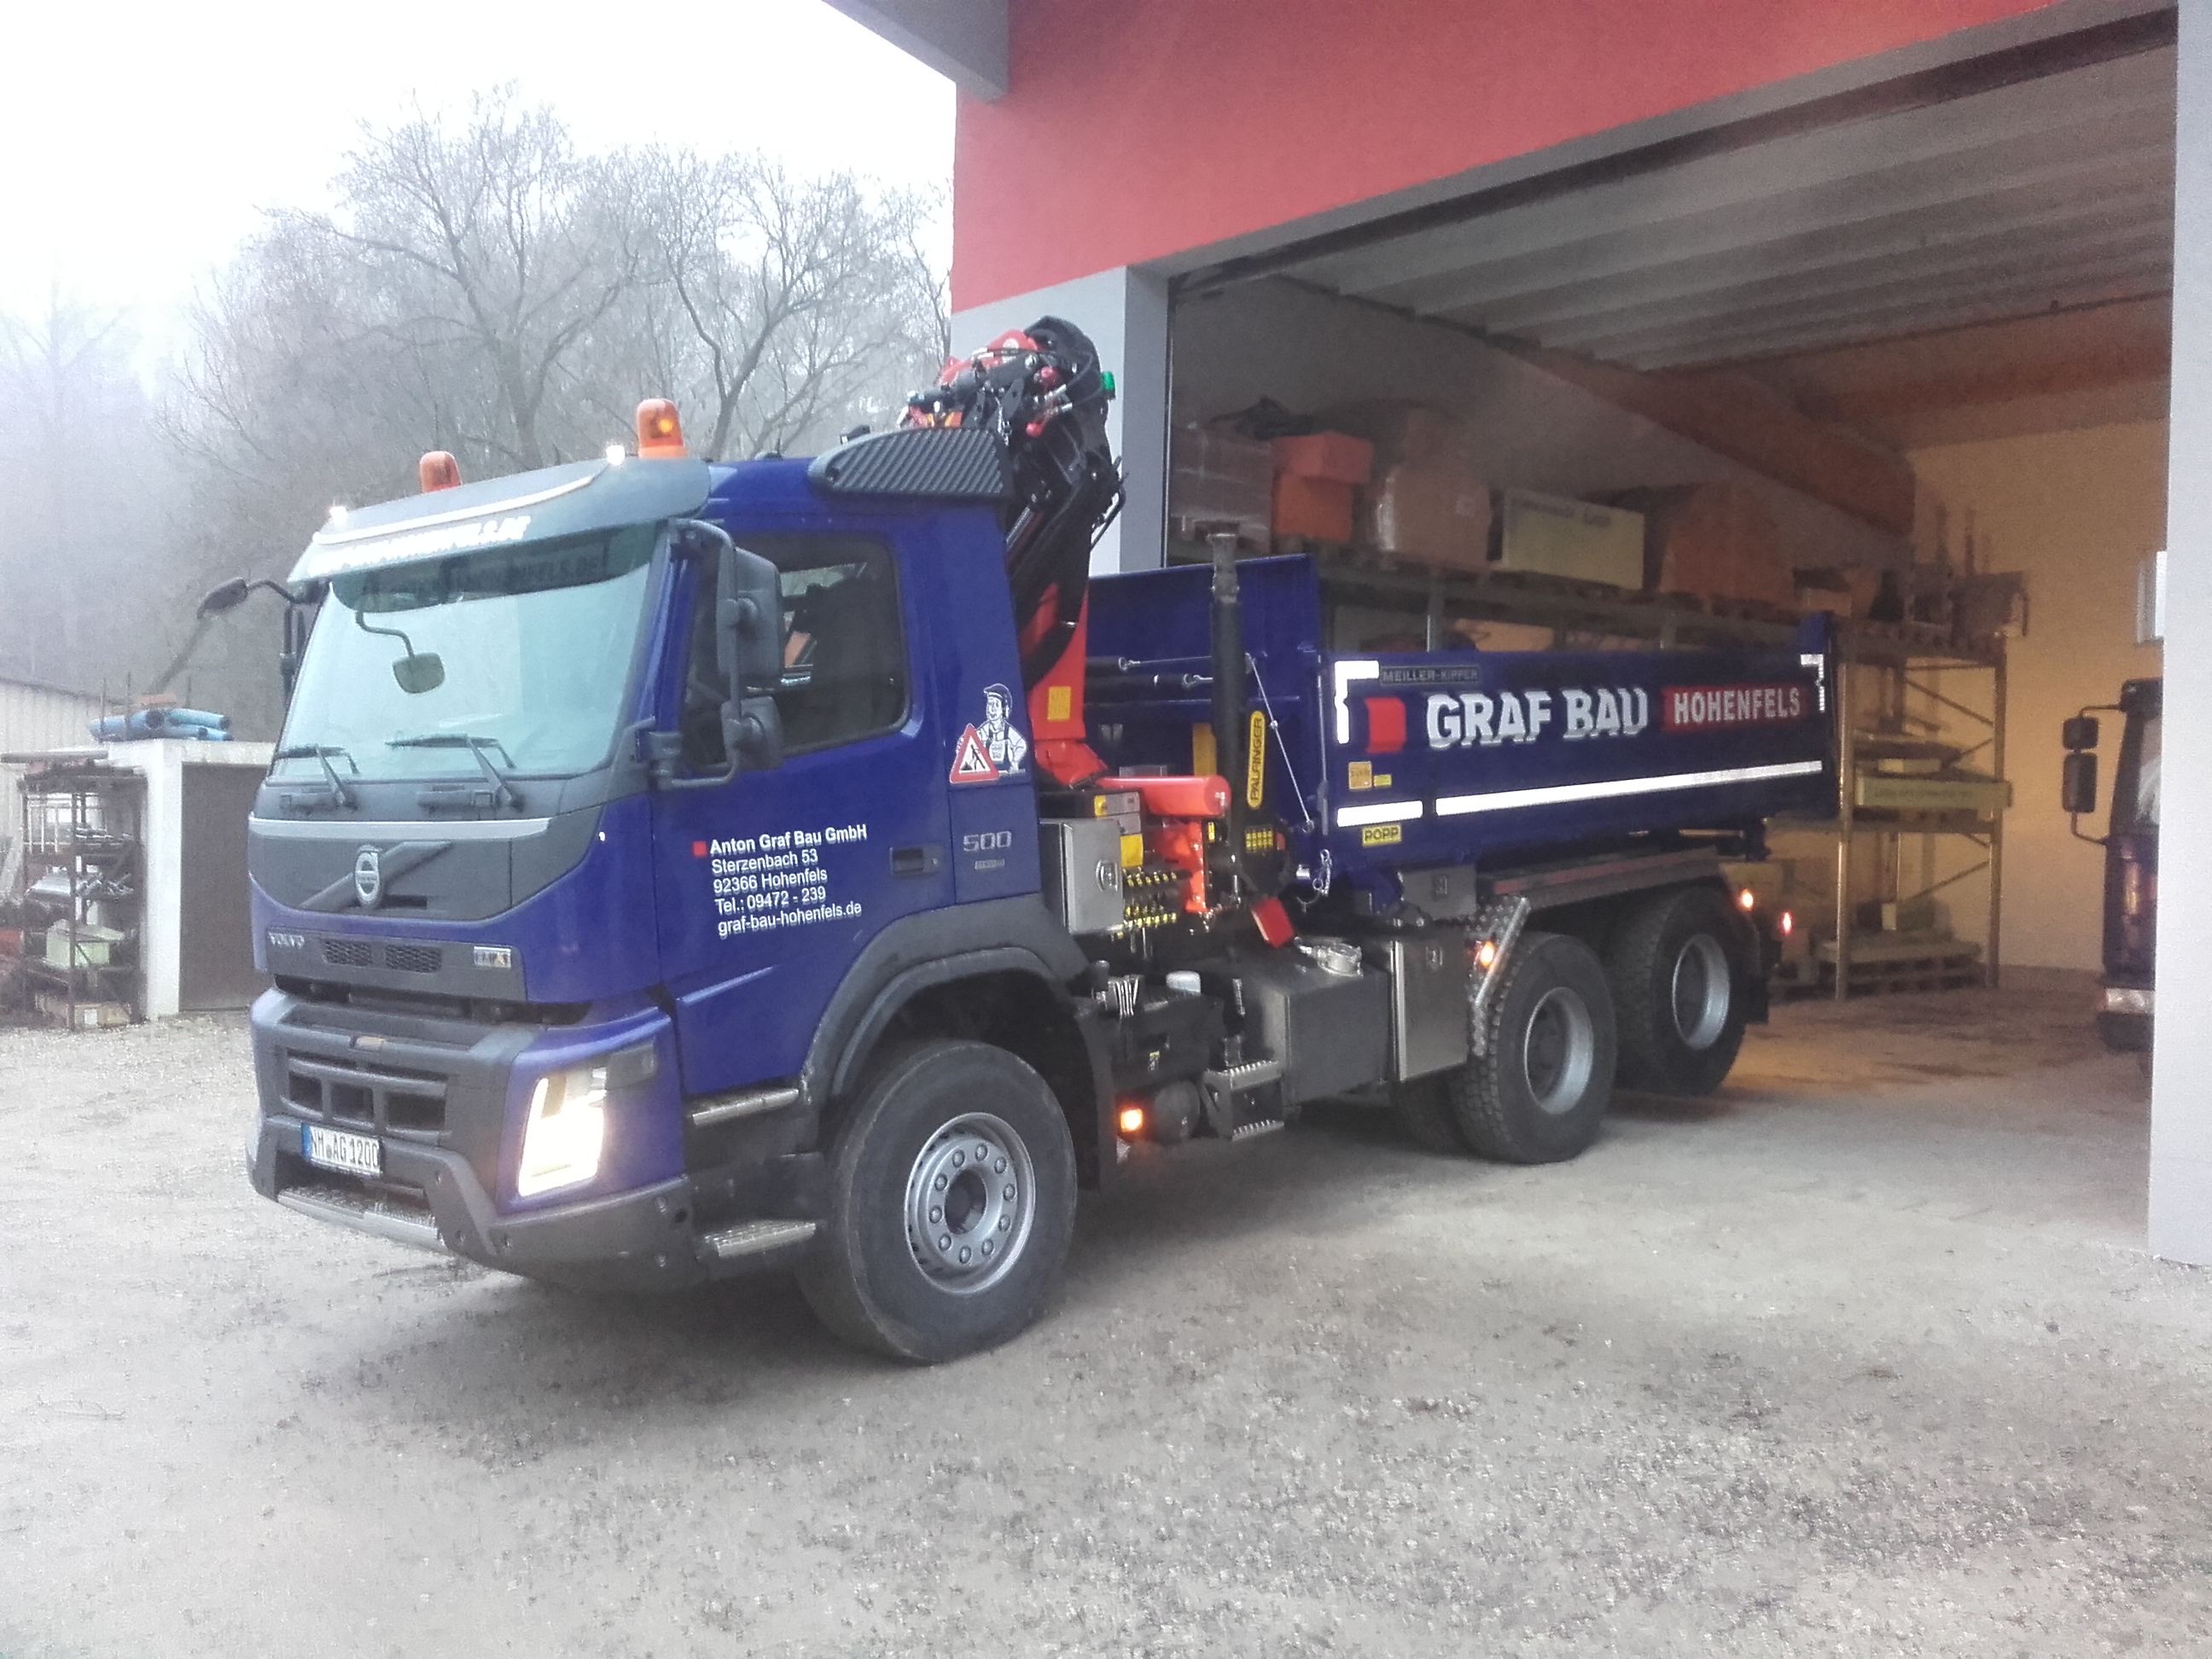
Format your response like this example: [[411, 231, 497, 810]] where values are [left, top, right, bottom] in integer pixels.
[[680, 533, 908, 770]]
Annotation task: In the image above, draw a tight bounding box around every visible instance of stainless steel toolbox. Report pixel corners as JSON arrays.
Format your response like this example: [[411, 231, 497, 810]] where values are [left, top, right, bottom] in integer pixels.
[[1039, 818, 1126, 935], [1374, 931, 1470, 1080]]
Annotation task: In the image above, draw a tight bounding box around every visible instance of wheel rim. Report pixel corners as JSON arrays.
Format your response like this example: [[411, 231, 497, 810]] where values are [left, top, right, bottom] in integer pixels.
[[1670, 934, 1732, 1051], [904, 1112, 1035, 1295], [1522, 987, 1596, 1115]]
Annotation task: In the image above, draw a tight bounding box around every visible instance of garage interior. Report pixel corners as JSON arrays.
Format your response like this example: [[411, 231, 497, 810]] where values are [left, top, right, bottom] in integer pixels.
[[1155, 17, 2173, 993]]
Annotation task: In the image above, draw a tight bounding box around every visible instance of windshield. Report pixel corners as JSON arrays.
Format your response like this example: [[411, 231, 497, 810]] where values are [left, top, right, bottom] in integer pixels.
[[275, 523, 659, 786], [2116, 707, 2161, 832]]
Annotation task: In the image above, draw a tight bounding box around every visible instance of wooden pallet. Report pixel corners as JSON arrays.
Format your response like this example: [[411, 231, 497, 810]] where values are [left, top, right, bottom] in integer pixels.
[[1785, 936, 1988, 998]]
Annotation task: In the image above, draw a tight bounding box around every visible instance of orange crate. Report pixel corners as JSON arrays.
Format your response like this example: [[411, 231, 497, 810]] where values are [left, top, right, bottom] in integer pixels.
[[1271, 432, 1373, 484], [1273, 474, 1355, 544]]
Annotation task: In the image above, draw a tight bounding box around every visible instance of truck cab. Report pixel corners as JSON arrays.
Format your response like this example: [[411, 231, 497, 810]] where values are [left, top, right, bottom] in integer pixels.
[[245, 442, 1105, 1302], [2063, 677, 2160, 1051]]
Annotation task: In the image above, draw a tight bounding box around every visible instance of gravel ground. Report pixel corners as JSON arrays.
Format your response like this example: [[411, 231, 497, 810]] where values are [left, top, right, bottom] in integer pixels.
[[3, 971, 2209, 1656]]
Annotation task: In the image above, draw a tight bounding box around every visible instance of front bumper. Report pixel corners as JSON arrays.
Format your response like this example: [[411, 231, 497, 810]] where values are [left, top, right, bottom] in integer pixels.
[[251, 1111, 826, 1289], [246, 987, 825, 1289], [2098, 983, 2154, 1053]]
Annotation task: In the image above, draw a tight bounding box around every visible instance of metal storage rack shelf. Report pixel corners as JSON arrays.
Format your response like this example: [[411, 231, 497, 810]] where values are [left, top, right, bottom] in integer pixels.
[[1190, 536, 1984, 662], [1807, 640, 2007, 1000], [15, 761, 145, 1027]]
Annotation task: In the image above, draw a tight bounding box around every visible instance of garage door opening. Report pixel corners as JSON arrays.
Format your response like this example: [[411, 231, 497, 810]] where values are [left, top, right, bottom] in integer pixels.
[[1157, 26, 2173, 1010]]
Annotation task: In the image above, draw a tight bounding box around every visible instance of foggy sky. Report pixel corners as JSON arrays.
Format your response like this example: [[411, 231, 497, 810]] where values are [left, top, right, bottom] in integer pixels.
[[0, 0, 952, 342]]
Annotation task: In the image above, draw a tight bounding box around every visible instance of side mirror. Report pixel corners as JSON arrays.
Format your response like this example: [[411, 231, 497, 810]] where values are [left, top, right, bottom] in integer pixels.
[[196, 577, 252, 618], [393, 653, 446, 695], [2062, 750, 2099, 817], [716, 541, 784, 771], [722, 696, 783, 772], [2062, 715, 2101, 752]]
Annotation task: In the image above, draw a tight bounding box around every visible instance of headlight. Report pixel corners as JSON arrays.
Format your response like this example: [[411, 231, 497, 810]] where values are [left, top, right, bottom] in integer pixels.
[[516, 1064, 608, 1197]]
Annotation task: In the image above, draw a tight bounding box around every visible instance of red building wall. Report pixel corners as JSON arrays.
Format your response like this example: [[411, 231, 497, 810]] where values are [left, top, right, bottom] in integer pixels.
[[952, 0, 2063, 309]]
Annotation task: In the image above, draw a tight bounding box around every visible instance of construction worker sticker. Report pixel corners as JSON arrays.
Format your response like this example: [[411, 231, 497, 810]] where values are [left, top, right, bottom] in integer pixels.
[[950, 684, 1028, 783]]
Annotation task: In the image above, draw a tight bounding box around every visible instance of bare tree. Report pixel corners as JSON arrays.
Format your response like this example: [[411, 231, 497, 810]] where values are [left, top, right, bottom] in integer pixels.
[[614, 154, 944, 460], [0, 299, 171, 695], [153, 97, 947, 736], [310, 90, 650, 471]]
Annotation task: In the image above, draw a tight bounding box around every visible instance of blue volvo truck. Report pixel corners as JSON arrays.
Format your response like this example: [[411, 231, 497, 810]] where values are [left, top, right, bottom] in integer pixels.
[[240, 321, 1832, 1359], [2062, 678, 2160, 1054]]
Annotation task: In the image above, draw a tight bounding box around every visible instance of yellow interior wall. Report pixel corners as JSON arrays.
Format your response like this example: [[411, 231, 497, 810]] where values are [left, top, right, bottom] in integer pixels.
[[1908, 420, 2168, 970]]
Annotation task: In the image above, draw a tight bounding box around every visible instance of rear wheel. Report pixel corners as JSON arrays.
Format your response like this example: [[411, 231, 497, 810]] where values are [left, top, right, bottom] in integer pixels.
[[1393, 1072, 1470, 1155], [1606, 885, 1751, 1097], [799, 1040, 1077, 1362], [1450, 931, 1616, 1163]]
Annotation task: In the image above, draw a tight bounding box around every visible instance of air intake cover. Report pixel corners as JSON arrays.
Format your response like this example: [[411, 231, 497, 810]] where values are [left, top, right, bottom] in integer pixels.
[[806, 428, 1010, 502]]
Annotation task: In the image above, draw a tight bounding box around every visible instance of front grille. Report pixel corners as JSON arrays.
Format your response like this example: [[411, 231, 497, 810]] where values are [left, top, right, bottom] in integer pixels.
[[282, 1051, 451, 1137], [317, 936, 445, 975]]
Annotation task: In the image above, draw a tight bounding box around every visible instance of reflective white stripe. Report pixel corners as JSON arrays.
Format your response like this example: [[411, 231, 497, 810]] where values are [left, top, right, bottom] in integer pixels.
[[1435, 760, 1823, 818], [1332, 659, 1380, 744], [1800, 652, 1830, 713], [1334, 800, 1424, 829]]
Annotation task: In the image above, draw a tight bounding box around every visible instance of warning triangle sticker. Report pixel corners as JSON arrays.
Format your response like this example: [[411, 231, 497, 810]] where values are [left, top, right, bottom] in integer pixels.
[[949, 725, 999, 784]]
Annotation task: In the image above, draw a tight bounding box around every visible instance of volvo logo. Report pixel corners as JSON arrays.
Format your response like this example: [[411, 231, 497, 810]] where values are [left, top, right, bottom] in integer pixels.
[[352, 846, 384, 909]]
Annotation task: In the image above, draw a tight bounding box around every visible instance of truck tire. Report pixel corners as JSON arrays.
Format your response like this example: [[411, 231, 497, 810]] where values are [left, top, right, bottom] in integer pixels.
[[1605, 884, 1750, 1097], [1450, 932, 1617, 1163], [798, 1039, 1078, 1363], [1393, 1073, 1470, 1155]]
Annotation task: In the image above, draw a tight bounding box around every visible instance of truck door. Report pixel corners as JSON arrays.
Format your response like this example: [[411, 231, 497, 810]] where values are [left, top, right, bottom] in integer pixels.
[[651, 527, 952, 1097]]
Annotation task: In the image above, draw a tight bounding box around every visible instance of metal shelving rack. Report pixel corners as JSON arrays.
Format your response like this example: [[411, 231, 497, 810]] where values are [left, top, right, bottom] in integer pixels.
[[1822, 632, 2007, 999], [15, 760, 145, 1027]]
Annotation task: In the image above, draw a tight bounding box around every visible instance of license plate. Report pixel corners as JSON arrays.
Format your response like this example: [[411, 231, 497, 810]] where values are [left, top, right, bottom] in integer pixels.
[[302, 1123, 382, 1178]]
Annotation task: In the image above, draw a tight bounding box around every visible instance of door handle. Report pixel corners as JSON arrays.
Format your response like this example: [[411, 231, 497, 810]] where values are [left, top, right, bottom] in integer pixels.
[[891, 844, 943, 878]]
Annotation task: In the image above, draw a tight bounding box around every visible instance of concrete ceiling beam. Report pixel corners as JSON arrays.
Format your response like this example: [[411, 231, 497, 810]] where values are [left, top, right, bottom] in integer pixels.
[[1422, 176, 2175, 339], [1362, 126, 2172, 318], [823, 0, 1008, 100], [1539, 230, 2178, 359], [1295, 57, 2171, 296]]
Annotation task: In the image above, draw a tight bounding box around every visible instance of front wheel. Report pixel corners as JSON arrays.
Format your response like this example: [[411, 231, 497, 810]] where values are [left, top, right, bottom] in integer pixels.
[[799, 1040, 1078, 1363], [1450, 931, 1617, 1163]]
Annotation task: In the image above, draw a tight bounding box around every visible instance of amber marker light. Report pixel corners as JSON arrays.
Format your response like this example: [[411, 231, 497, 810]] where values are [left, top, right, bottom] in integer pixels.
[[1476, 940, 1499, 970], [1117, 1104, 1146, 1138], [637, 398, 688, 459], [1738, 887, 1757, 911], [419, 451, 462, 492]]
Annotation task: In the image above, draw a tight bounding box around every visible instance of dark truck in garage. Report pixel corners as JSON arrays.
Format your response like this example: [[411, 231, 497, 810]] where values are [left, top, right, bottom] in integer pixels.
[[2063, 677, 2161, 1053], [237, 320, 1830, 1359]]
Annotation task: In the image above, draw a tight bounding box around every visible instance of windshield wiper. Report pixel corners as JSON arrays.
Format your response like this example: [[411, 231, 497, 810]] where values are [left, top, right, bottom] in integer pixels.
[[387, 734, 526, 812], [272, 744, 358, 812]]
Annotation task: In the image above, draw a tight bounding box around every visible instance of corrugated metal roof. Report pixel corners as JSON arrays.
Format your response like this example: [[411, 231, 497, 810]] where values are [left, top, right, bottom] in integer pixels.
[[0, 671, 103, 703], [1208, 40, 2174, 374]]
